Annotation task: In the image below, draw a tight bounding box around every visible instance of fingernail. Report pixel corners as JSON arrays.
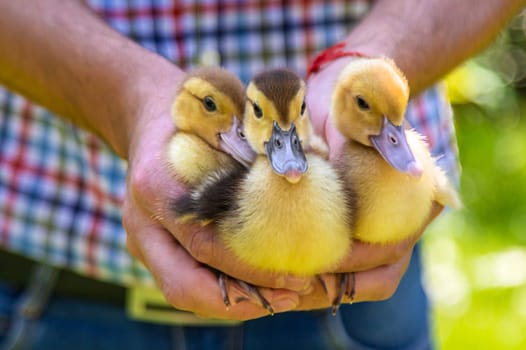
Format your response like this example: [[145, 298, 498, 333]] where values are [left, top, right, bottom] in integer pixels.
[[299, 282, 314, 295], [272, 294, 299, 312]]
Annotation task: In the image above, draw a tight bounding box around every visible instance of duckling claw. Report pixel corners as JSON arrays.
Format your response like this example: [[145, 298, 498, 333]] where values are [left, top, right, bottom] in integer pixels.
[[316, 275, 330, 296], [218, 273, 232, 309], [316, 274, 348, 315], [331, 273, 349, 316], [218, 273, 274, 315], [236, 280, 275, 316]]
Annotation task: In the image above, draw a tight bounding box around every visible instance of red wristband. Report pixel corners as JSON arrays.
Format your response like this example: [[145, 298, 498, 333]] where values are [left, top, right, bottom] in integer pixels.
[[306, 42, 367, 78]]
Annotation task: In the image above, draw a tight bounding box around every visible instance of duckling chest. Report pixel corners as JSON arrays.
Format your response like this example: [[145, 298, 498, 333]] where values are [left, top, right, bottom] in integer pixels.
[[220, 155, 351, 275], [166, 133, 236, 186], [343, 143, 435, 243]]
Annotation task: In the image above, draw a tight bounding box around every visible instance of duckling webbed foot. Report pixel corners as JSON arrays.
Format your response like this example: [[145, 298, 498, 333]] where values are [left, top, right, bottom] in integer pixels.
[[218, 273, 274, 315], [331, 272, 356, 315], [317, 273, 356, 315]]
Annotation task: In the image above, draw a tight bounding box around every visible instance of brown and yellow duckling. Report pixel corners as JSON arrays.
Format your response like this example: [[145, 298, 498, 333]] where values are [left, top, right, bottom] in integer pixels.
[[166, 66, 255, 188], [223, 68, 351, 275]]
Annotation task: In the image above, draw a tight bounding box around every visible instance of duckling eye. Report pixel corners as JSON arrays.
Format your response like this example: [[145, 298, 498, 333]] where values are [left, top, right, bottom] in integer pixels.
[[300, 101, 306, 115], [253, 102, 263, 119], [203, 96, 217, 112], [355, 95, 370, 110]]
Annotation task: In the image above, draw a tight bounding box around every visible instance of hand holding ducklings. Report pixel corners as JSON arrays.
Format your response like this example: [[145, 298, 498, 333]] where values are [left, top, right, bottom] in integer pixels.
[[168, 60, 457, 315], [158, 56, 460, 317]]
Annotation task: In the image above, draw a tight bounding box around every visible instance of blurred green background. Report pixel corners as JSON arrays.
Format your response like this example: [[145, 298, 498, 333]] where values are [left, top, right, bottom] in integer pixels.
[[423, 10, 526, 349]]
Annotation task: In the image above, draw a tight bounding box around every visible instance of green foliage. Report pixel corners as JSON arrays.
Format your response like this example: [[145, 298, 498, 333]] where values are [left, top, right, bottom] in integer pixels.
[[423, 14, 526, 347], [424, 223, 526, 349], [454, 99, 526, 244]]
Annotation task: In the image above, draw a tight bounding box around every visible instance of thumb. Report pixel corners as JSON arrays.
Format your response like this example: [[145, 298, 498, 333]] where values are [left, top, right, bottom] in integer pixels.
[[324, 115, 347, 162], [305, 72, 335, 136]]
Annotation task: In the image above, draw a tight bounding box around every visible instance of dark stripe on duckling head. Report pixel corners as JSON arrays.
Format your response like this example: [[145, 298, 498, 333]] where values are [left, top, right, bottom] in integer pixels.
[[184, 67, 245, 114], [252, 68, 302, 125]]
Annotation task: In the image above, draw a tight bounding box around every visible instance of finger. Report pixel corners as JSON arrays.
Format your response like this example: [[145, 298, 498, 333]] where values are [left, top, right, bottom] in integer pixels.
[[147, 238, 300, 321], [159, 217, 313, 293], [125, 234, 144, 262], [305, 74, 331, 135], [296, 250, 413, 311], [343, 250, 412, 303], [126, 215, 300, 321], [323, 114, 347, 161], [334, 238, 415, 273], [127, 144, 312, 293], [305, 55, 356, 154]]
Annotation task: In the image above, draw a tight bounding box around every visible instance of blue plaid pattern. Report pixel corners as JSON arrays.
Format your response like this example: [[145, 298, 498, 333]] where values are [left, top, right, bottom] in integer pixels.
[[406, 85, 460, 184], [0, 0, 459, 286]]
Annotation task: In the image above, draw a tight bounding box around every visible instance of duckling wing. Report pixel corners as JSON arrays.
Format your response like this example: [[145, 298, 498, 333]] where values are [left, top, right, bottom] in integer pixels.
[[430, 162, 462, 210], [171, 162, 247, 223], [406, 129, 462, 210]]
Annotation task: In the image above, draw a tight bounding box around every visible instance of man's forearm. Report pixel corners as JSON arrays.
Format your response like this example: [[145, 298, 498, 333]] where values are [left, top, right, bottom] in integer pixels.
[[0, 0, 184, 158], [347, 0, 526, 95]]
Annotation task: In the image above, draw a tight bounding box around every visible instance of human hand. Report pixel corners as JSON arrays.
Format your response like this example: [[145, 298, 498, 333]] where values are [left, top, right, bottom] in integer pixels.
[[306, 57, 355, 161], [295, 202, 443, 310], [121, 72, 308, 321]]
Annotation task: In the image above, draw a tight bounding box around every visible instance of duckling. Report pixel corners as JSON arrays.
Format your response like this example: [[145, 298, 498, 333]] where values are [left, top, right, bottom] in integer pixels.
[[166, 66, 256, 188], [224, 68, 351, 274], [330, 57, 461, 245], [176, 68, 353, 313]]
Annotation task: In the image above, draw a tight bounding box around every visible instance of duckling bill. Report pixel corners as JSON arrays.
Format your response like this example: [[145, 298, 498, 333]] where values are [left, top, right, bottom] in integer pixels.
[[265, 121, 307, 184], [370, 116, 423, 178], [219, 116, 255, 168]]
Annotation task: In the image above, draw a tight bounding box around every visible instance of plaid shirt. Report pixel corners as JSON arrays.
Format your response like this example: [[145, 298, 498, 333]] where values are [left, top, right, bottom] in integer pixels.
[[0, 0, 459, 286]]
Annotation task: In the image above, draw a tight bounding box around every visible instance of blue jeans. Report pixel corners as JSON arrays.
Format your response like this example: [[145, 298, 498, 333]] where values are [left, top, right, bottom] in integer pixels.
[[0, 247, 431, 350]]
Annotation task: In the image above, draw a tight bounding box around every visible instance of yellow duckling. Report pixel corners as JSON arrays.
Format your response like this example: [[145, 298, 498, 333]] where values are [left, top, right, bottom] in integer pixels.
[[330, 57, 461, 244], [166, 67, 255, 187], [215, 68, 352, 276]]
